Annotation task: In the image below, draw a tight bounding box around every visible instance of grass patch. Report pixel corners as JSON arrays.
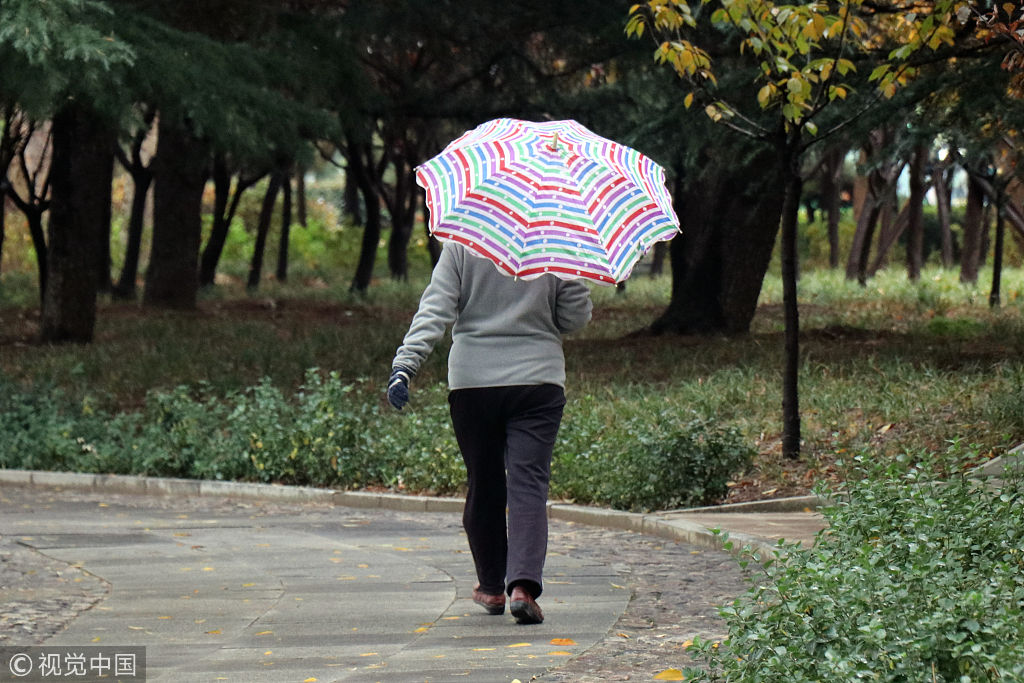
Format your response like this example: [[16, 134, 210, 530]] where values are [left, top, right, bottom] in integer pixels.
[[2, 263, 1024, 505]]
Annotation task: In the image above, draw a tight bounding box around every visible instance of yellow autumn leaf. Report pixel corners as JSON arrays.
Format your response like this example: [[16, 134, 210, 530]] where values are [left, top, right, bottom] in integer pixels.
[[547, 651, 572, 656], [255, 630, 273, 636], [92, 637, 101, 642], [507, 643, 531, 648], [550, 638, 576, 646], [654, 669, 686, 680], [304, 678, 317, 682], [206, 630, 222, 635]]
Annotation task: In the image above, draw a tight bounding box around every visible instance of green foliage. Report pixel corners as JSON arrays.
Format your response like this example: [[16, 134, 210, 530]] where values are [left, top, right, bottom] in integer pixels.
[[683, 450, 1024, 681], [0, 369, 755, 510], [555, 408, 755, 512], [0, 0, 134, 116]]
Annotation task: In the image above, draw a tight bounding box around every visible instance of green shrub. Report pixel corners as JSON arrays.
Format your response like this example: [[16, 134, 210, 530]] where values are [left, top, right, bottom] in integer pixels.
[[684, 451, 1024, 682], [555, 410, 755, 512]]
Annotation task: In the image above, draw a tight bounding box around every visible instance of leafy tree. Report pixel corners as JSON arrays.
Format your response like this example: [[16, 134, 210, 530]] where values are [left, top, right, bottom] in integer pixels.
[[629, 0, 967, 457], [0, 0, 134, 342]]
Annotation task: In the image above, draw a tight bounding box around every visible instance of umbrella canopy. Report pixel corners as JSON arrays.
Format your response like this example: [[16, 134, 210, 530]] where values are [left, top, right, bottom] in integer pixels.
[[415, 118, 680, 285]]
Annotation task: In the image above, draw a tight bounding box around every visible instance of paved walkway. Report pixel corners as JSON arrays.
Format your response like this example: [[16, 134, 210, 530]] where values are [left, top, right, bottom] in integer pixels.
[[0, 472, 826, 682]]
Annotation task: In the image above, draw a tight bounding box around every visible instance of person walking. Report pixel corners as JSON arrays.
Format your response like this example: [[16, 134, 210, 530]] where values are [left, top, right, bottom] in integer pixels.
[[387, 242, 592, 624]]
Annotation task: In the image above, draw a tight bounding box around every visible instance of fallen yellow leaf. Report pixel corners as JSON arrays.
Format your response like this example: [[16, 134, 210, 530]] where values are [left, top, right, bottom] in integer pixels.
[[255, 630, 273, 636], [91, 637, 101, 643], [654, 668, 685, 680], [304, 678, 317, 682], [206, 630, 222, 635], [550, 638, 576, 646], [472, 648, 496, 652], [546, 651, 572, 656], [507, 643, 530, 648], [683, 640, 693, 648]]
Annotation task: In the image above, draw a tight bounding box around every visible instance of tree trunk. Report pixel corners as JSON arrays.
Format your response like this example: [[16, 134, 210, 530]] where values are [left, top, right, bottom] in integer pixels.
[[990, 190, 1004, 308], [780, 146, 803, 460], [348, 139, 382, 293], [868, 203, 910, 277], [960, 174, 986, 284], [200, 165, 262, 287], [423, 191, 442, 266], [96, 154, 115, 294], [650, 240, 668, 276], [24, 209, 48, 307], [295, 166, 307, 227], [905, 145, 927, 280], [819, 147, 844, 269], [0, 194, 5, 275], [112, 168, 152, 299], [41, 103, 114, 343], [276, 170, 292, 282], [247, 170, 283, 290], [144, 117, 209, 309], [933, 163, 955, 267], [649, 146, 785, 335], [344, 162, 363, 226], [384, 160, 419, 281]]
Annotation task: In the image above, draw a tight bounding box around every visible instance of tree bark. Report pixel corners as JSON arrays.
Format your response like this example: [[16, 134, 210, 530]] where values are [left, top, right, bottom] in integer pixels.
[[0, 194, 5, 275], [41, 102, 115, 343], [990, 190, 1004, 308], [933, 163, 955, 267], [247, 170, 283, 290], [386, 163, 417, 281], [779, 142, 803, 460], [5, 123, 52, 307], [347, 138, 382, 293], [819, 147, 844, 269], [296, 165, 307, 227], [144, 117, 209, 309], [905, 145, 927, 280], [112, 166, 152, 300], [649, 146, 785, 335], [960, 174, 986, 284], [276, 169, 292, 282], [199, 162, 263, 287]]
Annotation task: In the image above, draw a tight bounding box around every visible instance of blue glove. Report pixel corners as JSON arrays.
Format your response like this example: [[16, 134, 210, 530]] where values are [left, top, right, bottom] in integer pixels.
[[387, 366, 413, 410]]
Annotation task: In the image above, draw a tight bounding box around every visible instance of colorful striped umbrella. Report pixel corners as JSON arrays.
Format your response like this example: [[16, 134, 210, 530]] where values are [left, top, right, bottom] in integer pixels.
[[416, 118, 680, 285]]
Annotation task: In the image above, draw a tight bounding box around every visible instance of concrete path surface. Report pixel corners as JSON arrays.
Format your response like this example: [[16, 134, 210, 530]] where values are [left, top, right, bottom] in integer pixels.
[[0, 472, 827, 682]]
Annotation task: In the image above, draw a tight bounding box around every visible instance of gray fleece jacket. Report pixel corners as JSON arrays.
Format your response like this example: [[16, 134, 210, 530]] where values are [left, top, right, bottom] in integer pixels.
[[392, 243, 593, 389]]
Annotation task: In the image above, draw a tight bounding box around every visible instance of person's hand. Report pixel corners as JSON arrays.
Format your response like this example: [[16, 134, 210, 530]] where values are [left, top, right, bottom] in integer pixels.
[[387, 366, 412, 410]]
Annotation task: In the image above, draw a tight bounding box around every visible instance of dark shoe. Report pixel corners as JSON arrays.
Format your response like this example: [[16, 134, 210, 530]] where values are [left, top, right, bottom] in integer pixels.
[[510, 586, 544, 624], [472, 586, 505, 615]]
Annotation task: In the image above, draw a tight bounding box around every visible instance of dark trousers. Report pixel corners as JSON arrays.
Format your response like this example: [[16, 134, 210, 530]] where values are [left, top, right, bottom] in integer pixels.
[[448, 384, 565, 599]]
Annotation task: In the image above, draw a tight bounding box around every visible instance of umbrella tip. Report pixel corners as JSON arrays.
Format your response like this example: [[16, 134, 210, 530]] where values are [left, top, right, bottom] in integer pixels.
[[547, 133, 560, 152]]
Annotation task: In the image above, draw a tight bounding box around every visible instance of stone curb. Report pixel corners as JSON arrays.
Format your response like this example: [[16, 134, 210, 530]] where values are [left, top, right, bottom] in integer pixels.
[[0, 468, 799, 555]]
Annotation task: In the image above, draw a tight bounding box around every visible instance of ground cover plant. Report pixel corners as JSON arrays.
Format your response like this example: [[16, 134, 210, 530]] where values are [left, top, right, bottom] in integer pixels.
[[2, 259, 1024, 508], [682, 450, 1024, 681]]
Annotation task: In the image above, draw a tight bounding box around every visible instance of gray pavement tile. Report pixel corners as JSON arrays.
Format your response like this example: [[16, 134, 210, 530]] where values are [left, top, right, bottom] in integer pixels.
[[1, 481, 774, 680]]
